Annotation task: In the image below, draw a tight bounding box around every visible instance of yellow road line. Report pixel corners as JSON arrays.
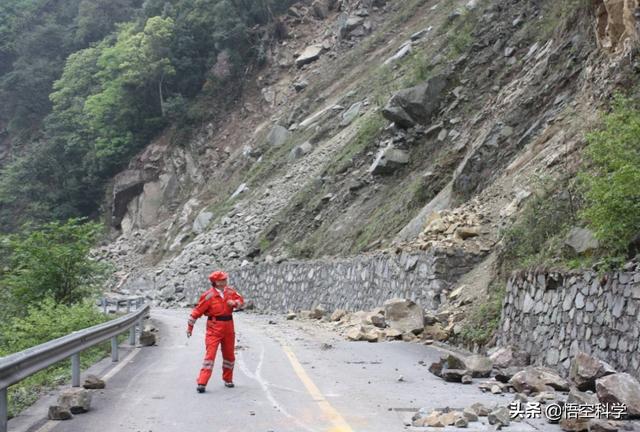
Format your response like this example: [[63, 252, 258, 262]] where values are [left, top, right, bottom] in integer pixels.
[[280, 343, 354, 432]]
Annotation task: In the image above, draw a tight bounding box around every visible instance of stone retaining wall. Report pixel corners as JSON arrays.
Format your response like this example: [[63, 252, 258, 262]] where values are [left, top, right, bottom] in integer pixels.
[[499, 267, 640, 379], [207, 248, 482, 313]]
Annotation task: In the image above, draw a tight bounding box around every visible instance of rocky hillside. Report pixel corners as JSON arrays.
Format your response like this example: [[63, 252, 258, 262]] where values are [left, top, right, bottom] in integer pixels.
[[97, 0, 639, 327]]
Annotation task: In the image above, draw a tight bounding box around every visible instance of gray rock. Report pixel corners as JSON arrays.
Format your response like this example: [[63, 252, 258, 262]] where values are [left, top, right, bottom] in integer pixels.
[[230, 183, 248, 199], [384, 42, 412, 65], [494, 366, 521, 383], [289, 141, 314, 160], [192, 210, 213, 234], [470, 402, 491, 416], [82, 374, 105, 390], [286, 312, 297, 320], [309, 305, 326, 319], [293, 79, 309, 92], [462, 374, 473, 384], [340, 102, 363, 126], [565, 227, 600, 255], [58, 388, 92, 414], [330, 309, 346, 321], [464, 355, 493, 378], [488, 407, 510, 428], [266, 125, 291, 147], [381, 75, 448, 128], [490, 346, 530, 368], [383, 298, 424, 334], [596, 373, 640, 416], [296, 45, 324, 68], [509, 367, 570, 393], [589, 420, 621, 432], [340, 16, 364, 37], [311, 0, 329, 19], [369, 146, 409, 175], [48, 405, 72, 420], [442, 369, 468, 383], [140, 329, 157, 346], [570, 351, 616, 391]]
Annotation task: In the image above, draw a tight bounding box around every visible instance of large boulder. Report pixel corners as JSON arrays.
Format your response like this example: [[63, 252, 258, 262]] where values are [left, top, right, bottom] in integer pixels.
[[58, 388, 92, 414], [509, 367, 570, 394], [192, 210, 213, 234], [465, 355, 493, 378], [339, 16, 364, 38], [596, 373, 640, 417], [369, 145, 409, 175], [295, 45, 323, 68], [48, 406, 72, 420], [490, 346, 531, 368], [569, 352, 616, 391], [266, 125, 291, 147], [83, 374, 106, 390], [381, 75, 448, 128], [383, 298, 424, 334], [289, 141, 314, 160], [565, 227, 599, 255]]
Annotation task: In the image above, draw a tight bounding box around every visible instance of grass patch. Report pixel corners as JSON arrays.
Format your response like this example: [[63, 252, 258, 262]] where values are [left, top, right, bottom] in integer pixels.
[[326, 112, 384, 176], [444, 11, 478, 59], [458, 281, 505, 348], [499, 177, 580, 272]]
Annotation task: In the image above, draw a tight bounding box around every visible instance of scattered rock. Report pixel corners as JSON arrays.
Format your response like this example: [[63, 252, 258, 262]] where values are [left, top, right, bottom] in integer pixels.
[[48, 405, 72, 421], [381, 75, 448, 128], [470, 402, 491, 417], [331, 309, 347, 321], [442, 369, 468, 383], [340, 102, 363, 126], [570, 352, 616, 392], [510, 367, 570, 394], [560, 418, 590, 432], [296, 45, 324, 68], [82, 375, 105, 390], [383, 298, 424, 334], [488, 407, 510, 428], [369, 145, 410, 175], [58, 388, 92, 414], [266, 125, 291, 147], [289, 141, 314, 160], [589, 420, 621, 432], [309, 305, 326, 319], [140, 327, 157, 346], [286, 312, 297, 320], [462, 374, 473, 384]]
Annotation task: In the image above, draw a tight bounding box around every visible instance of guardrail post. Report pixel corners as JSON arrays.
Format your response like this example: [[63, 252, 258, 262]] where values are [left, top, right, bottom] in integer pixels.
[[115, 301, 120, 314], [102, 298, 107, 314], [1, 387, 7, 432], [71, 353, 80, 387], [137, 298, 142, 309], [111, 336, 118, 362], [129, 325, 136, 346], [126, 299, 131, 313]]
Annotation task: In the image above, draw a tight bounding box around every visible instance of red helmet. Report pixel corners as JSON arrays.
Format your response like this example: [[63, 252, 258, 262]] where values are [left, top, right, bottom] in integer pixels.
[[208, 271, 228, 283]]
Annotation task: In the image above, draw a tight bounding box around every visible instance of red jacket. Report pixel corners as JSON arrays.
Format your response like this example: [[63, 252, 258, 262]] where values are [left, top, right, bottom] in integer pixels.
[[187, 286, 244, 332]]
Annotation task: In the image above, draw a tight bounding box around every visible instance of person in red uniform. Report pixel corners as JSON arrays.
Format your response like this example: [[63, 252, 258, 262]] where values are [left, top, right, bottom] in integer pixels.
[[187, 270, 244, 392]]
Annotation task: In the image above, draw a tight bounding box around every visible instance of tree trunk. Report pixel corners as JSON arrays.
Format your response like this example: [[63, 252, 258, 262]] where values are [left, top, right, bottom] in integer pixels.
[[159, 74, 165, 117]]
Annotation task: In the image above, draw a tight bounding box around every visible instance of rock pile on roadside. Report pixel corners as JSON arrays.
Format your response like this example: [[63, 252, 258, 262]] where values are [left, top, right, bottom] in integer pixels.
[[424, 349, 640, 430], [289, 297, 480, 345]]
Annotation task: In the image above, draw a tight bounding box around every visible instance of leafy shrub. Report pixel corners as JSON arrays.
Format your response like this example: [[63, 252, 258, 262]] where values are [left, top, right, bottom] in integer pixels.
[[499, 180, 578, 271], [458, 282, 505, 348], [0, 218, 109, 317], [580, 96, 640, 255], [0, 299, 111, 417]]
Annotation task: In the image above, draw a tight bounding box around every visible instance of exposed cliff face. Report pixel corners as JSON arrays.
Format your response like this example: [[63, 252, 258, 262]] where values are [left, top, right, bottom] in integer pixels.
[[595, 0, 640, 52], [97, 0, 639, 313]]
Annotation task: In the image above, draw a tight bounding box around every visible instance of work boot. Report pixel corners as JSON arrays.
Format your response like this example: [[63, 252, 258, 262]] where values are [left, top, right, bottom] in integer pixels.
[[197, 385, 206, 393], [224, 381, 234, 388]]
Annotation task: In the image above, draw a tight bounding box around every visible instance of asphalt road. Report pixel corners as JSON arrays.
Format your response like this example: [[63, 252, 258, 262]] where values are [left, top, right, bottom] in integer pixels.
[[21, 310, 557, 432]]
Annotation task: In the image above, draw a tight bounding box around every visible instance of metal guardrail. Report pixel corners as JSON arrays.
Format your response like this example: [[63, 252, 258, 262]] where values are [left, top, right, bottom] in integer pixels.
[[99, 297, 144, 314], [0, 301, 150, 432]]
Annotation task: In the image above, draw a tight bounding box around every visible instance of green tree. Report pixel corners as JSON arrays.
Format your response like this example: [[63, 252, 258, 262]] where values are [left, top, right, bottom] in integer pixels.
[[580, 96, 640, 254], [0, 219, 109, 315]]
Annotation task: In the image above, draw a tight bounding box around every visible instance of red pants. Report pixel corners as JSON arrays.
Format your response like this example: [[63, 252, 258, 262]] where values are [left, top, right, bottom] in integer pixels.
[[197, 320, 235, 385]]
